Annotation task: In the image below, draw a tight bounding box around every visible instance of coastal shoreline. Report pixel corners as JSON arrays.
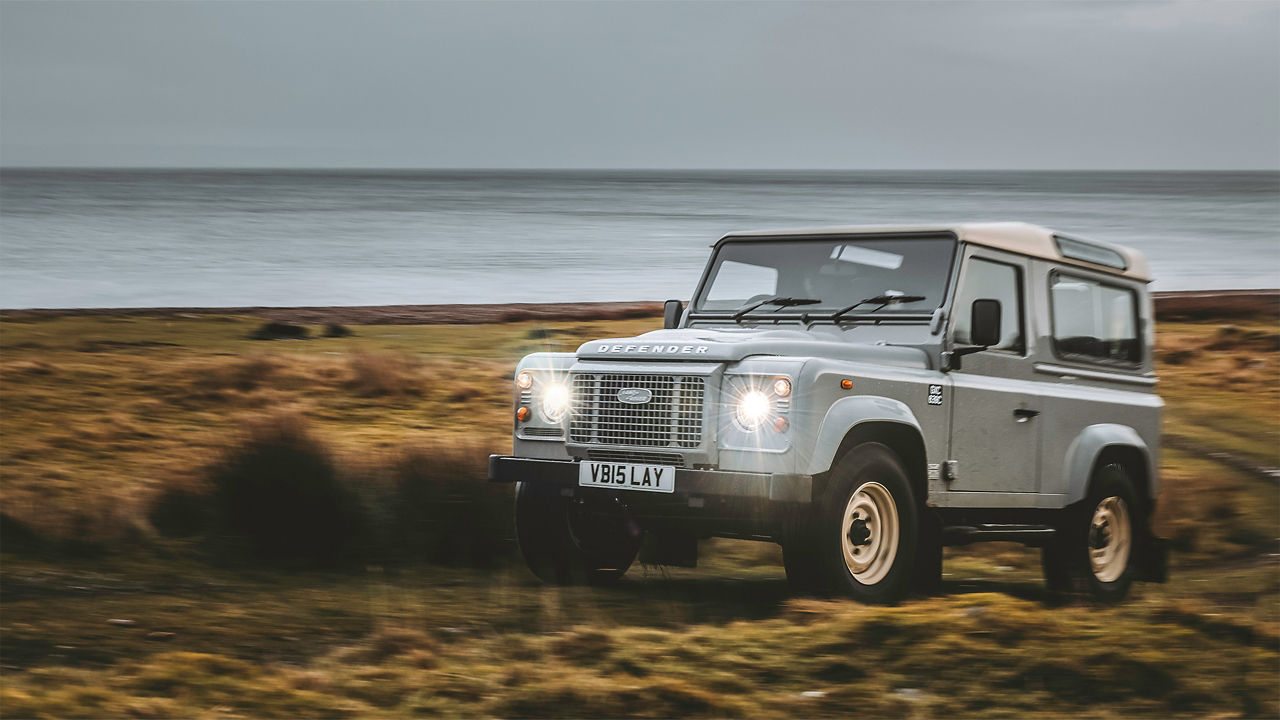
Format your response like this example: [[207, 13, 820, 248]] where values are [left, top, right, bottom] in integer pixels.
[[1, 289, 1275, 325]]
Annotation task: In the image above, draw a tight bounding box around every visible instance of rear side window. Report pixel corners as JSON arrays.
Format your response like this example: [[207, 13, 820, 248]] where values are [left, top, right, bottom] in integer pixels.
[[1050, 273, 1140, 365]]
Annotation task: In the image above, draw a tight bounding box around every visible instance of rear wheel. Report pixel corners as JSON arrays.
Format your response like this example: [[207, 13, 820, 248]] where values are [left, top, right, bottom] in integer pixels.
[[1042, 463, 1140, 603], [514, 483, 641, 586], [814, 443, 920, 604]]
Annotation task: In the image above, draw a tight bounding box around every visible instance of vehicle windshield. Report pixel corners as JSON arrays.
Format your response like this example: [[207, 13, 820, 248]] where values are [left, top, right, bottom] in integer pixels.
[[692, 236, 957, 318]]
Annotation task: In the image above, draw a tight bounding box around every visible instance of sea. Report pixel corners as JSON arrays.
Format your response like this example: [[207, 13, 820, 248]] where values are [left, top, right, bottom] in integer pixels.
[[0, 170, 1276, 309]]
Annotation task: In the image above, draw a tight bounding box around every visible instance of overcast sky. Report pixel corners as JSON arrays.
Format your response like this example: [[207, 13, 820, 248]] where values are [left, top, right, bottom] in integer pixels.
[[2, 1, 1277, 170]]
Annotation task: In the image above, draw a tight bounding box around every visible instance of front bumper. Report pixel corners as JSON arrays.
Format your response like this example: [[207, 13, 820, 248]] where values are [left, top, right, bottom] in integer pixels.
[[488, 455, 812, 534], [489, 455, 812, 502]]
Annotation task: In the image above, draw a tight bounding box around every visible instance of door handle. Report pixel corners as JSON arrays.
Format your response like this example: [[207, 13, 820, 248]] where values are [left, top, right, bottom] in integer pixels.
[[1013, 408, 1040, 422]]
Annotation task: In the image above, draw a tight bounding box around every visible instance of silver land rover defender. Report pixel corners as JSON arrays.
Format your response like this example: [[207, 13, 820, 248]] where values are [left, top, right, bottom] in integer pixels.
[[489, 222, 1168, 603]]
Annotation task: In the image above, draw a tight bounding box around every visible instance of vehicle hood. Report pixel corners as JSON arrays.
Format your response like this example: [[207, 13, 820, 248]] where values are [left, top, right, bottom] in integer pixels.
[[576, 327, 930, 368]]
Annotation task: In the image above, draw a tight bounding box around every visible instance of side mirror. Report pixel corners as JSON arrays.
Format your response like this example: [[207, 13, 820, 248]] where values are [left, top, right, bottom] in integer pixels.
[[943, 298, 1002, 372], [970, 298, 1002, 348], [663, 299, 685, 329]]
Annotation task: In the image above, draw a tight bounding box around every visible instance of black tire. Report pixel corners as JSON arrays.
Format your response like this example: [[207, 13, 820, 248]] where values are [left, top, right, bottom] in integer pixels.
[[514, 482, 641, 586], [1042, 463, 1141, 603], [814, 442, 920, 604]]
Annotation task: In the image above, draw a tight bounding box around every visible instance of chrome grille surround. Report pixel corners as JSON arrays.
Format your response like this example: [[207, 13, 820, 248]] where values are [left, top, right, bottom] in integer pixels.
[[569, 373, 706, 449]]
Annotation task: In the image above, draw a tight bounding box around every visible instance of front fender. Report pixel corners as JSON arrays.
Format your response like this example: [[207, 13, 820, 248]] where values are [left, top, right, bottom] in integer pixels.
[[1063, 423, 1152, 505], [803, 395, 923, 475]]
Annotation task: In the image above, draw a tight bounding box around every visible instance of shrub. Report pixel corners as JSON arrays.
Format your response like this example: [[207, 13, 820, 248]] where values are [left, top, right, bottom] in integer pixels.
[[376, 440, 514, 567], [204, 413, 363, 565], [249, 322, 309, 340], [149, 418, 510, 568]]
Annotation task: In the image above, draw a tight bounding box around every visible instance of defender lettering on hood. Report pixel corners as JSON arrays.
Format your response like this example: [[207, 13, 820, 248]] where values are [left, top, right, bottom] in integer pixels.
[[594, 343, 710, 355]]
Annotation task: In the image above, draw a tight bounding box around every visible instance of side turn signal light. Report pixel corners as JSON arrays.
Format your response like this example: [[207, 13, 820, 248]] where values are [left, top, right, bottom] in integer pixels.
[[840, 378, 853, 390]]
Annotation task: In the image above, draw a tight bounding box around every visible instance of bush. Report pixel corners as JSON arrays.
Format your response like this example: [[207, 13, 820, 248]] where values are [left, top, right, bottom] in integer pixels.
[[377, 441, 514, 567], [149, 416, 511, 568], [249, 322, 310, 340], [204, 413, 363, 565]]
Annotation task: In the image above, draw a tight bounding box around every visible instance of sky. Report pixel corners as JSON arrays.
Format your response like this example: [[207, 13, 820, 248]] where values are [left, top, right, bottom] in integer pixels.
[[1, 1, 1277, 170]]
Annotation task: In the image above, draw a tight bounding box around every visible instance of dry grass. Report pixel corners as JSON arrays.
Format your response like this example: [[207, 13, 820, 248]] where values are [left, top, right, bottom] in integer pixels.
[[1, 312, 1275, 562], [0, 314, 652, 546], [1, 588, 1275, 718], [345, 351, 423, 397], [1, 309, 1278, 718]]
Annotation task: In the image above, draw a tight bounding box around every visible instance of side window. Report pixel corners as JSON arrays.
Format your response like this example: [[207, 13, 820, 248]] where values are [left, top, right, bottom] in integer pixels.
[[952, 257, 1024, 353], [1050, 273, 1140, 365]]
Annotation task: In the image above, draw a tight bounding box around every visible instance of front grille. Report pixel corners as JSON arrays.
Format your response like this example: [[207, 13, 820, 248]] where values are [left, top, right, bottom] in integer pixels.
[[586, 449, 686, 467], [569, 373, 705, 448]]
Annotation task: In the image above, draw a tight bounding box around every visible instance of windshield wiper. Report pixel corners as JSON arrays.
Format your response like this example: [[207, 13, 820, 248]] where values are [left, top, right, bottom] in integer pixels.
[[732, 296, 822, 321], [827, 294, 927, 323]]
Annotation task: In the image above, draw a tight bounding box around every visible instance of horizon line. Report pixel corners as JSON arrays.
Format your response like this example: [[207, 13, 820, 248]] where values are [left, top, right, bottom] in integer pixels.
[[2, 166, 1278, 173]]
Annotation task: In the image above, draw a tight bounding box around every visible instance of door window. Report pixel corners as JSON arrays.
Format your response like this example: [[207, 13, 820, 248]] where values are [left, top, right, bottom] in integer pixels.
[[952, 257, 1024, 353]]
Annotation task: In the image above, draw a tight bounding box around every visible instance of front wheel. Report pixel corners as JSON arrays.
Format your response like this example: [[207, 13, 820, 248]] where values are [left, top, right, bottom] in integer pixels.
[[514, 483, 641, 586], [815, 442, 920, 604]]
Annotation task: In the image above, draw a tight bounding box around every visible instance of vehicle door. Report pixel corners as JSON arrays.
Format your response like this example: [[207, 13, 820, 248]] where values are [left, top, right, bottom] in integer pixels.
[[946, 247, 1043, 494]]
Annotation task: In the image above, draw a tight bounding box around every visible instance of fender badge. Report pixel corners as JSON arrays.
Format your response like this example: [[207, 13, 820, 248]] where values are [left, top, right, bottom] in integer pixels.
[[928, 385, 943, 406]]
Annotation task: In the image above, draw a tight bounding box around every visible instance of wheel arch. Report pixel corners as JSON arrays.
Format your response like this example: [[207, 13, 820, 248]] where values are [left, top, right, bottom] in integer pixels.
[[1064, 423, 1154, 507], [806, 396, 928, 508]]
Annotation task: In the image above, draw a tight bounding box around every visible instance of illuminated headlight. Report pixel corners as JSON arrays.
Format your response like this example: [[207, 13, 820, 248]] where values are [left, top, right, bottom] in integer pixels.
[[735, 390, 772, 431], [540, 382, 571, 423]]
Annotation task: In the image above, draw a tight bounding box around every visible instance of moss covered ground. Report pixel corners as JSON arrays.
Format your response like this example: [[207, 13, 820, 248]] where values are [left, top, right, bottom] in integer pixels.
[[1, 311, 1276, 717]]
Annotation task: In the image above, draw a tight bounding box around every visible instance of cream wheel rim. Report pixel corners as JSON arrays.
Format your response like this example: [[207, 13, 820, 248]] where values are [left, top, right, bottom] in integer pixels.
[[1088, 496, 1132, 583], [841, 481, 899, 585]]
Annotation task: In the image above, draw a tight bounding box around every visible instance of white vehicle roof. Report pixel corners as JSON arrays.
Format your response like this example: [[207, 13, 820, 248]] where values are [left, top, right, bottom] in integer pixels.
[[720, 221, 1151, 282]]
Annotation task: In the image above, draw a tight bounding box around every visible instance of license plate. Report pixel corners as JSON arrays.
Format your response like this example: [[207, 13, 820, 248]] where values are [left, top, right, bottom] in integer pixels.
[[578, 461, 676, 493]]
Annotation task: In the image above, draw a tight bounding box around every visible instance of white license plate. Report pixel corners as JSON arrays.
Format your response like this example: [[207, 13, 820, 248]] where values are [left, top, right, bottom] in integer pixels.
[[578, 461, 676, 493]]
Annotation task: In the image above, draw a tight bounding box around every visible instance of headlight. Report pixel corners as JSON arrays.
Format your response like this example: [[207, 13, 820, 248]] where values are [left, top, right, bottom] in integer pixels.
[[735, 390, 772, 431], [540, 382, 571, 423]]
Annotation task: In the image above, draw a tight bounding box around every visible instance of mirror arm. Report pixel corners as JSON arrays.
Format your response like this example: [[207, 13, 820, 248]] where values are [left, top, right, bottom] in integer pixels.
[[941, 344, 989, 372]]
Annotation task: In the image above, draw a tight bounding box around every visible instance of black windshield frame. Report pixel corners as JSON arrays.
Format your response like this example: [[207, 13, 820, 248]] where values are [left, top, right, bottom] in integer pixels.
[[689, 232, 959, 323]]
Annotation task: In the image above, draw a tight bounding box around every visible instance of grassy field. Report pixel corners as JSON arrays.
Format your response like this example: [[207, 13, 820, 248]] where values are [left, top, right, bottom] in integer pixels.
[[1, 310, 1277, 717]]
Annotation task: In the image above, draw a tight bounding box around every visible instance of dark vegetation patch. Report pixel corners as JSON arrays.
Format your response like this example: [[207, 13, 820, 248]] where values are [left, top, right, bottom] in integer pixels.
[[249, 321, 310, 340], [203, 413, 361, 565], [1204, 325, 1280, 353], [76, 339, 180, 352], [373, 441, 513, 566], [145, 414, 511, 568]]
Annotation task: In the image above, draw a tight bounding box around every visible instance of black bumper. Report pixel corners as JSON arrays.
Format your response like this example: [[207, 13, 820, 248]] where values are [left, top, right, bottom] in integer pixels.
[[488, 455, 812, 503]]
